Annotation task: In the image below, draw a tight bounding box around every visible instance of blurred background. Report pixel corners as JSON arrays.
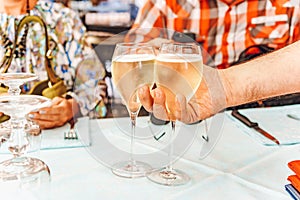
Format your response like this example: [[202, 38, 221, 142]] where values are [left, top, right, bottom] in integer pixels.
[[53, 0, 147, 117]]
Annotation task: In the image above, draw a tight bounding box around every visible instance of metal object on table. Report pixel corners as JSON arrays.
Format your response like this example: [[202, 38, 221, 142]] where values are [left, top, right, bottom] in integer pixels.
[[64, 118, 78, 140], [231, 110, 280, 145]]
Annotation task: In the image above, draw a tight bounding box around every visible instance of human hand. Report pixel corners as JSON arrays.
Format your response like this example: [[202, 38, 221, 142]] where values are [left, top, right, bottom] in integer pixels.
[[138, 65, 227, 123], [28, 96, 80, 129]]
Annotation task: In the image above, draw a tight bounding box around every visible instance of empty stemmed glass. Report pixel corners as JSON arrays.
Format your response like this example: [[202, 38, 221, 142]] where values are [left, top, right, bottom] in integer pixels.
[[111, 43, 155, 178], [0, 95, 51, 183], [0, 120, 10, 147], [0, 72, 37, 95], [148, 42, 203, 186], [0, 72, 39, 147], [0, 73, 51, 184]]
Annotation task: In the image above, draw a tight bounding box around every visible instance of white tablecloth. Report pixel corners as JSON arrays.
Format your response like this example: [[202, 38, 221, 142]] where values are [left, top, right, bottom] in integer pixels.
[[2, 105, 300, 200]]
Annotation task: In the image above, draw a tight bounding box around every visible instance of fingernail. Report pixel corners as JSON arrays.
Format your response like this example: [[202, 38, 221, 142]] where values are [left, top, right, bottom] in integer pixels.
[[39, 110, 46, 114], [139, 87, 145, 94], [155, 90, 161, 98], [28, 114, 34, 119]]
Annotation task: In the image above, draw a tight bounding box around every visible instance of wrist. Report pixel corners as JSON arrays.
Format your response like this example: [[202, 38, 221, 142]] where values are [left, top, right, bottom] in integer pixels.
[[220, 63, 263, 108], [66, 97, 81, 118], [219, 69, 235, 108]]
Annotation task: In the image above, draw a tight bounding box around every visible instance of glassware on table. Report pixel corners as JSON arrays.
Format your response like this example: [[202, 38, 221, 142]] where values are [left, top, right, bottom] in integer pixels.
[[0, 72, 42, 149], [0, 95, 51, 183], [0, 72, 40, 136], [0, 72, 51, 186], [0, 120, 11, 147], [148, 42, 203, 186], [111, 42, 155, 178], [0, 72, 38, 95]]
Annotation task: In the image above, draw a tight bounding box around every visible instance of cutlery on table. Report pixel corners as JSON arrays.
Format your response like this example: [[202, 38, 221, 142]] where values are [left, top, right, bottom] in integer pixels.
[[231, 110, 280, 145], [64, 118, 78, 140]]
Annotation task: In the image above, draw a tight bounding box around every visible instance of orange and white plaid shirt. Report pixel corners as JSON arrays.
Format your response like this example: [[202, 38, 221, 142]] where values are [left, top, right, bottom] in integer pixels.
[[127, 0, 300, 68]]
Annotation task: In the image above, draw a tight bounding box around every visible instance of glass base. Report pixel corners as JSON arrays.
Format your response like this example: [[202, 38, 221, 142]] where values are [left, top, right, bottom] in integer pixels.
[[0, 157, 50, 186], [147, 168, 190, 186], [111, 160, 152, 178]]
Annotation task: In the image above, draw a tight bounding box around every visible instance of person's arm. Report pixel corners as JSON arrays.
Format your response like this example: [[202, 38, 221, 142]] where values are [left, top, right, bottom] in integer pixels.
[[139, 40, 300, 123], [29, 97, 80, 129], [221, 40, 300, 108], [29, 2, 105, 129]]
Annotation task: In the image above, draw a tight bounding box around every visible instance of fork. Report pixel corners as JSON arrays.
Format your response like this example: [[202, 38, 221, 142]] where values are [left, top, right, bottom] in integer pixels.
[[64, 118, 78, 140]]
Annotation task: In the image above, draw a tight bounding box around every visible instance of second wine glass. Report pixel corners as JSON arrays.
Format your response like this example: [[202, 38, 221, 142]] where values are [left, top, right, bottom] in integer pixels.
[[148, 42, 203, 186], [111, 42, 155, 178]]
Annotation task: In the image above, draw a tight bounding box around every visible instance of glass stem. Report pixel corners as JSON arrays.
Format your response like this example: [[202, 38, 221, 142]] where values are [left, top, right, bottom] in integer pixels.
[[130, 112, 138, 166], [166, 121, 175, 172], [9, 118, 28, 158], [8, 84, 21, 95]]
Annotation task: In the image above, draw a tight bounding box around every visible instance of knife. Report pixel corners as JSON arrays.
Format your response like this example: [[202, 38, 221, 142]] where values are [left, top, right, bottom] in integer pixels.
[[231, 110, 280, 145]]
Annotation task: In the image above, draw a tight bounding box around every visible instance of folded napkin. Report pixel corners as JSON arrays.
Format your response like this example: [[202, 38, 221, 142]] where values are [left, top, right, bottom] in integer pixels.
[[288, 175, 300, 193], [289, 160, 300, 177], [228, 104, 300, 146], [287, 160, 300, 199]]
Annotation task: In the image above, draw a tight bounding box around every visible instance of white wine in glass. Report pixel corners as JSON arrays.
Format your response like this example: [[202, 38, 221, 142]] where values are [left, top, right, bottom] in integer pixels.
[[111, 43, 155, 178], [148, 42, 203, 186]]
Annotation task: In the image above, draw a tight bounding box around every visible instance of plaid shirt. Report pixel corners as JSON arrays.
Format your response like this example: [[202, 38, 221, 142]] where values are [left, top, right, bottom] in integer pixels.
[[128, 0, 300, 68]]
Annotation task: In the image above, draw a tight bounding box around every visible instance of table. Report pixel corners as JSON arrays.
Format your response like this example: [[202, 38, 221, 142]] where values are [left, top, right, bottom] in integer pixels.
[[1, 105, 299, 200]]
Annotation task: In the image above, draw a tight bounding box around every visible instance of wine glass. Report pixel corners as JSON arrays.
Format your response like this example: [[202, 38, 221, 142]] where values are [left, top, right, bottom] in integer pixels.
[[148, 42, 203, 186], [0, 120, 10, 147], [0, 72, 39, 144], [0, 72, 38, 95], [0, 95, 51, 183], [0, 72, 43, 154], [0, 73, 51, 186], [111, 42, 155, 178], [0, 72, 39, 143]]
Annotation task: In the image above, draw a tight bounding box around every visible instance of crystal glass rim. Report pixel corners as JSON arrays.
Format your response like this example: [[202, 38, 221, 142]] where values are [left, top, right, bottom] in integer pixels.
[[158, 42, 203, 60], [0, 72, 37, 79], [116, 42, 153, 47], [0, 94, 51, 106], [113, 42, 156, 62], [0, 93, 49, 99], [159, 42, 202, 51], [160, 41, 200, 46]]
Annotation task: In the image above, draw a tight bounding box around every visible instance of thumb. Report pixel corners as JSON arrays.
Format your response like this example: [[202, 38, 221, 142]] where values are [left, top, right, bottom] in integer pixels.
[[175, 93, 190, 123], [152, 88, 169, 121]]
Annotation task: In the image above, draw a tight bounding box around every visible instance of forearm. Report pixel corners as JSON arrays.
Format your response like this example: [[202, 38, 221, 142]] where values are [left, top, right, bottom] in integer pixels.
[[220, 41, 300, 108]]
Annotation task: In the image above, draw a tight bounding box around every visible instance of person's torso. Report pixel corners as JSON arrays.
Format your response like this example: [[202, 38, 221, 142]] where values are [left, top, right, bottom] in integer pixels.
[[0, 0, 85, 91], [164, 0, 300, 68]]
